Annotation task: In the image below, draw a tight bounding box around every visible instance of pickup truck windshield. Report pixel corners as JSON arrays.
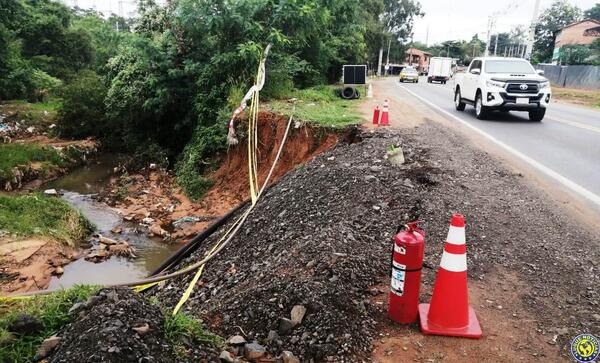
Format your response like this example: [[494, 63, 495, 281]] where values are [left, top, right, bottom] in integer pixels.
[[484, 60, 535, 74]]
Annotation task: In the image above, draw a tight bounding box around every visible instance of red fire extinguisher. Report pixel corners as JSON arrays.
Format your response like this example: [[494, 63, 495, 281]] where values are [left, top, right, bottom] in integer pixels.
[[388, 221, 425, 324]]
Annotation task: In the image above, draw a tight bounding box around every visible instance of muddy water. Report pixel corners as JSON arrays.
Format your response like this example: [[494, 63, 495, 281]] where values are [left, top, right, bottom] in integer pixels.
[[46, 155, 181, 289]]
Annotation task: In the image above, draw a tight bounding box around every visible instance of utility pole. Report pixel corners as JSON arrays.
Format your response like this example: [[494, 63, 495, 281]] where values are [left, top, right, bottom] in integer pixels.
[[425, 24, 430, 47], [385, 38, 391, 76], [525, 0, 541, 60], [377, 46, 383, 76], [493, 34, 499, 56], [485, 16, 497, 57]]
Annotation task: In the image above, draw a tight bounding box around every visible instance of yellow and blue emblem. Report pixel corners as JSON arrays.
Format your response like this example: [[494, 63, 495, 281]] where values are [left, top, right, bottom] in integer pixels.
[[571, 333, 599, 362]]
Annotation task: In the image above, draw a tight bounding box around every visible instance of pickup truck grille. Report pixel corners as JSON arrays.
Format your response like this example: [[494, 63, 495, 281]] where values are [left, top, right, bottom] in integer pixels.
[[506, 83, 539, 94]]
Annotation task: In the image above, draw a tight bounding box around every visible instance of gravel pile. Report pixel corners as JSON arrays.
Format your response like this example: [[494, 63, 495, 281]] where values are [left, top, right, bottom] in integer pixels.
[[154, 129, 432, 361], [152, 121, 599, 361], [47, 288, 218, 362]]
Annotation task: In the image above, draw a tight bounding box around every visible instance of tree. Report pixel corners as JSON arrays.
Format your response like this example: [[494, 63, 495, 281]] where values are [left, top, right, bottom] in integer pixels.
[[532, 0, 582, 63], [584, 3, 600, 20]]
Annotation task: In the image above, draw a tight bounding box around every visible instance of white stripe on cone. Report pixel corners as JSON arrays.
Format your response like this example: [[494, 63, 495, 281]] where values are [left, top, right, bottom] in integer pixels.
[[440, 251, 467, 272], [446, 225, 465, 245]]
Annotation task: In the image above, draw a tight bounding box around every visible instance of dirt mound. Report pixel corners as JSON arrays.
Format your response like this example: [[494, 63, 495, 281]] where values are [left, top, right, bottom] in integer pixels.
[[47, 288, 217, 362], [152, 129, 428, 361], [203, 111, 341, 207]]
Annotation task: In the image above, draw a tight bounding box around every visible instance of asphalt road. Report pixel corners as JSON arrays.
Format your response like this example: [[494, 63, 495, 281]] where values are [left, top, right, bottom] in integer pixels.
[[394, 77, 600, 211]]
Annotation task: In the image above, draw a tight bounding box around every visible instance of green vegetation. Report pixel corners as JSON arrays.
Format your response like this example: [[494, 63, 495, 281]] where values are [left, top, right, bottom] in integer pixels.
[[0, 144, 64, 179], [0, 0, 426, 199], [0, 193, 93, 246], [268, 85, 363, 127], [164, 312, 224, 359], [0, 285, 99, 363]]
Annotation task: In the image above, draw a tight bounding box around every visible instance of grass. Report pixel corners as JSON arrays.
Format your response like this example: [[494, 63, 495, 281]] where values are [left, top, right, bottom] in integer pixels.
[[164, 312, 224, 358], [551, 85, 600, 108], [267, 85, 363, 127], [0, 99, 60, 127], [0, 285, 99, 363], [0, 143, 65, 180], [0, 193, 93, 246]]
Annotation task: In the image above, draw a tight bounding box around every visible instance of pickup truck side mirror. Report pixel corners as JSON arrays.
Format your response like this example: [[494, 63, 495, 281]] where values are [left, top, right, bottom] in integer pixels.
[[536, 69, 545, 76], [470, 68, 481, 75]]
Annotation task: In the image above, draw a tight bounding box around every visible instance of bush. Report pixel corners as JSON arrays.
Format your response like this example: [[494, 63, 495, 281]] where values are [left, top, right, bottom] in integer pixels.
[[56, 70, 107, 139], [176, 122, 227, 200]]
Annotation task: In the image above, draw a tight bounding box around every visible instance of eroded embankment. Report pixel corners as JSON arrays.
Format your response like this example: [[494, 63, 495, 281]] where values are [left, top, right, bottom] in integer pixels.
[[103, 111, 348, 242]]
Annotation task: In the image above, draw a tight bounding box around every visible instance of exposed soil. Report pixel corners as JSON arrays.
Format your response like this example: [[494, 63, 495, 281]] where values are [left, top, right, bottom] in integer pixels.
[[99, 112, 342, 243], [0, 238, 79, 294], [47, 287, 219, 362], [150, 119, 599, 362]]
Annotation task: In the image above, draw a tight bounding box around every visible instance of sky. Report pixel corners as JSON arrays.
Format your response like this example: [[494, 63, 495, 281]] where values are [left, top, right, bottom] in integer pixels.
[[66, 0, 597, 45], [412, 0, 598, 46]]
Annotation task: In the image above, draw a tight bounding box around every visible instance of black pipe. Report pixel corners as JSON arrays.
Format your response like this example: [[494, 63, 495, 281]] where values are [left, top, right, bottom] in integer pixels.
[[148, 200, 249, 276]]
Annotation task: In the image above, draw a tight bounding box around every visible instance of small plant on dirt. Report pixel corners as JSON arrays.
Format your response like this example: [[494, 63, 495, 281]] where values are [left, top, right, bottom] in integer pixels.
[[164, 312, 224, 359], [0, 285, 99, 363], [387, 144, 400, 153], [0, 193, 94, 246], [114, 172, 131, 201], [0, 144, 65, 181]]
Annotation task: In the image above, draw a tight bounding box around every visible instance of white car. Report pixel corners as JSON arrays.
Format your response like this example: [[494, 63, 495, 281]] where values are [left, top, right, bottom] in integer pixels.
[[454, 57, 551, 121]]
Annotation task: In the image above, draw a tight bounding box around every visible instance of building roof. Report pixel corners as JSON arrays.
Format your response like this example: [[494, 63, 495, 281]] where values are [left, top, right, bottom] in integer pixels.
[[406, 47, 431, 55], [560, 18, 600, 31]]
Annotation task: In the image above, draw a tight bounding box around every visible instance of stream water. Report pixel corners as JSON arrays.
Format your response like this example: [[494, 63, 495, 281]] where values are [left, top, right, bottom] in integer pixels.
[[45, 154, 181, 289]]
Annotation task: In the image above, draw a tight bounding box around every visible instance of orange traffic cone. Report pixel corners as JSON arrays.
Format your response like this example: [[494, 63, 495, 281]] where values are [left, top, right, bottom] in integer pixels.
[[372, 106, 381, 125], [380, 99, 390, 126], [418, 214, 482, 338]]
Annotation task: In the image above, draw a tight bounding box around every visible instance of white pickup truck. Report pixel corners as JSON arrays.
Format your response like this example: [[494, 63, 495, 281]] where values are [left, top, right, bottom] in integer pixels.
[[454, 57, 551, 121]]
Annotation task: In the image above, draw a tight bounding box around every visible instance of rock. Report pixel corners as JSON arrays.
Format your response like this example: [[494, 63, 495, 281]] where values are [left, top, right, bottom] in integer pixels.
[[43, 189, 58, 196], [278, 318, 295, 335], [592, 313, 600, 322], [267, 330, 279, 343], [54, 266, 64, 275], [68, 302, 83, 315], [290, 305, 306, 325], [142, 217, 155, 225], [8, 314, 43, 335], [149, 223, 169, 237], [99, 235, 118, 245], [111, 227, 122, 234], [387, 146, 405, 165], [132, 323, 151, 335], [149, 163, 157, 170], [402, 178, 414, 188], [227, 335, 247, 345], [36, 335, 60, 359], [244, 342, 266, 360], [281, 351, 300, 363], [26, 126, 35, 133], [219, 350, 234, 363]]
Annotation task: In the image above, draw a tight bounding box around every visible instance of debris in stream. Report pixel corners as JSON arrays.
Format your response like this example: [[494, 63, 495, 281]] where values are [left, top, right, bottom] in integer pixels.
[[85, 236, 137, 262]]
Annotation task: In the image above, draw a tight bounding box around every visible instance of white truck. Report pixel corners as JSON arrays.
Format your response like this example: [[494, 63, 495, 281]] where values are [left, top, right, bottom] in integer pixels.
[[454, 57, 551, 121], [427, 57, 453, 84]]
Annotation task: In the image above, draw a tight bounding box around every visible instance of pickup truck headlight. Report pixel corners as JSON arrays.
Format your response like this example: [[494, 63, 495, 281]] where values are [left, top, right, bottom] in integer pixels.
[[539, 81, 550, 89], [486, 80, 506, 88]]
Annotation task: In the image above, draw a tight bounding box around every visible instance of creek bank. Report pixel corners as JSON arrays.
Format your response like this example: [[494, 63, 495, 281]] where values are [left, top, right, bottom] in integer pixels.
[[97, 112, 346, 244]]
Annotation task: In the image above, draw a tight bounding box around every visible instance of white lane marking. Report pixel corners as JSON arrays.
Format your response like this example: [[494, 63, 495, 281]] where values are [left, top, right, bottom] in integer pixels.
[[397, 82, 600, 208], [547, 117, 600, 134]]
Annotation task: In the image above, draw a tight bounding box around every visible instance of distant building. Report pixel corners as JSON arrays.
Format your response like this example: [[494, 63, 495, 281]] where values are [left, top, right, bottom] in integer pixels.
[[553, 19, 600, 63], [405, 48, 431, 74]]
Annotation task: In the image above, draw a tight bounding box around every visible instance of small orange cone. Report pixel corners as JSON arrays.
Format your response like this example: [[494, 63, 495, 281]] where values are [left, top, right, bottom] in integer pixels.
[[372, 106, 380, 125], [418, 214, 482, 338], [380, 99, 390, 126]]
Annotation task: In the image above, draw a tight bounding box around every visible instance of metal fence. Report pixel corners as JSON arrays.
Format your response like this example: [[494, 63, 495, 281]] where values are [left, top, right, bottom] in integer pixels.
[[535, 64, 600, 89]]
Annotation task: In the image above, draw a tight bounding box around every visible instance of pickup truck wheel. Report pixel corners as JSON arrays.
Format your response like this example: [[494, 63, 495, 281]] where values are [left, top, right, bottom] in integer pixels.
[[475, 93, 488, 119], [528, 109, 545, 122], [454, 89, 466, 111]]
